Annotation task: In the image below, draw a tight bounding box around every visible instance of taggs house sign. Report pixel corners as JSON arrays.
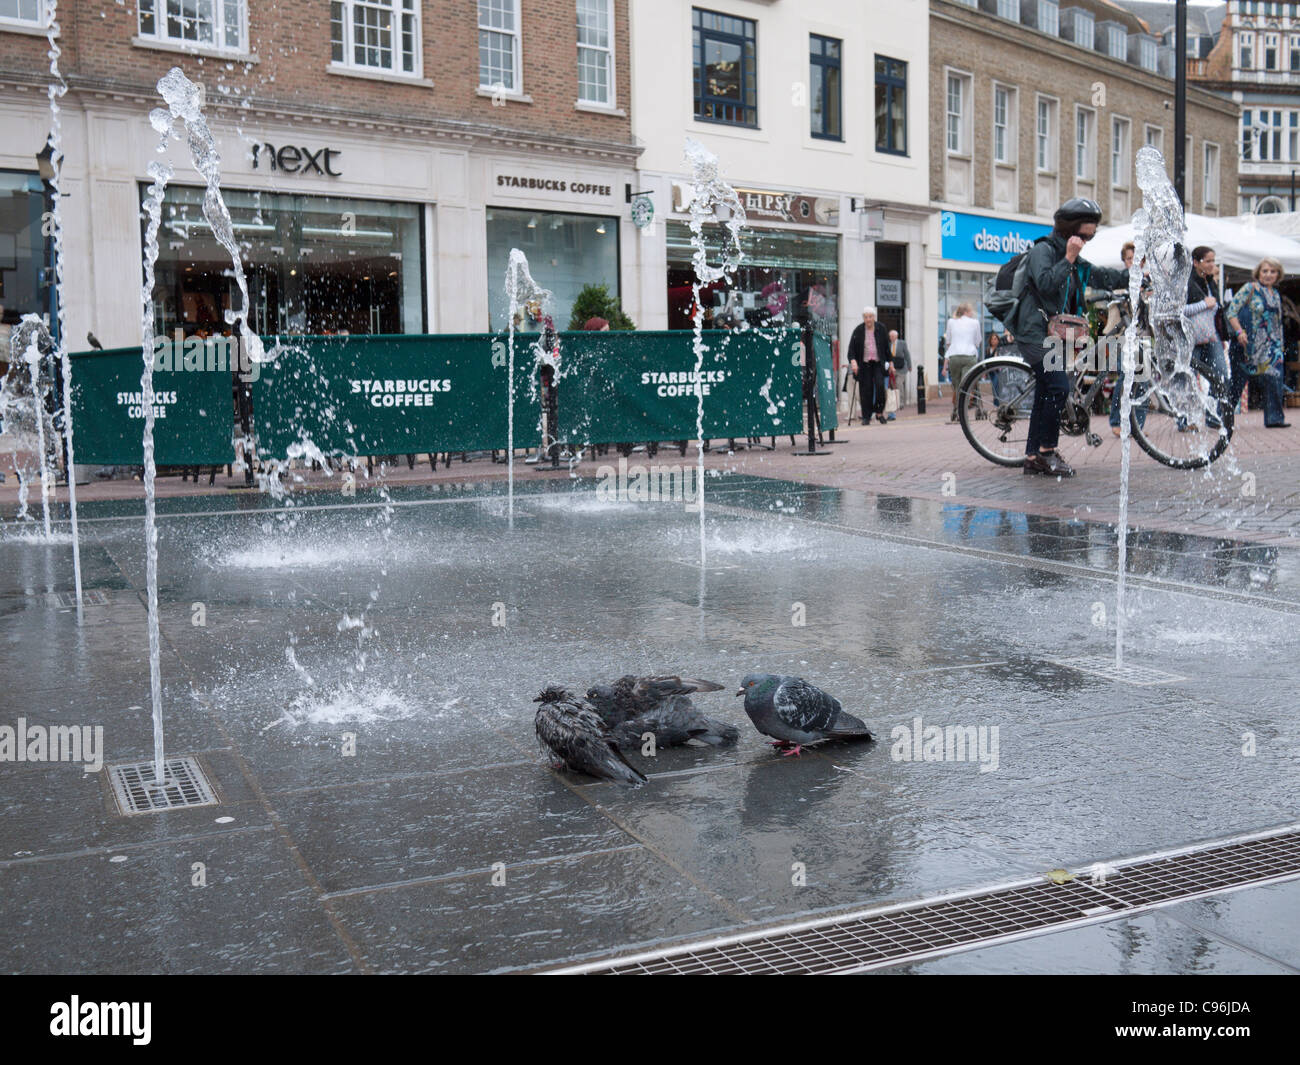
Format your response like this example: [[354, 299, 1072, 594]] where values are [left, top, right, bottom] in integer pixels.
[[736, 188, 839, 228]]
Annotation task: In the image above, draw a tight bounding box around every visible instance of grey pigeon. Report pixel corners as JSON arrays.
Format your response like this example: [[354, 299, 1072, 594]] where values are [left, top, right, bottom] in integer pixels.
[[737, 674, 873, 756], [586, 675, 738, 749], [534, 686, 646, 786]]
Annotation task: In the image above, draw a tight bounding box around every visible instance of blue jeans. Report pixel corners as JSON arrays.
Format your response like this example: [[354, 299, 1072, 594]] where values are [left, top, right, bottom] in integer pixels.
[[1226, 358, 1287, 427], [1026, 352, 1069, 455], [1108, 345, 1149, 430]]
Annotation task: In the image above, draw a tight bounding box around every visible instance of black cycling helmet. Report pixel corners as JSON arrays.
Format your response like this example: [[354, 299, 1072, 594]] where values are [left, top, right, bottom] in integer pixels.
[[1054, 197, 1102, 225]]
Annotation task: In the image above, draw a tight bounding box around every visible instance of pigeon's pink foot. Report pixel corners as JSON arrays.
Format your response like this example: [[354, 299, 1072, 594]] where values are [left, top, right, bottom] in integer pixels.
[[780, 744, 803, 757], [768, 740, 786, 747]]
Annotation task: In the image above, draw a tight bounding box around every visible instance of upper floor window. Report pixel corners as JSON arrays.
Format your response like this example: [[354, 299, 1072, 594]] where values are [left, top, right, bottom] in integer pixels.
[[1204, 142, 1220, 207], [1076, 106, 1095, 181], [693, 7, 756, 127], [1266, 33, 1279, 69], [875, 55, 907, 155], [994, 85, 1013, 164], [810, 35, 842, 140], [479, 0, 521, 91], [576, 0, 613, 105], [330, 1, 419, 74], [1037, 0, 1058, 36], [0, 0, 46, 28], [996, 0, 1020, 19], [1139, 37, 1158, 71], [1239, 30, 1254, 69], [1111, 116, 1130, 187], [1290, 35, 1300, 71], [1069, 10, 1094, 48], [139, 0, 246, 52], [1037, 95, 1057, 171], [1102, 24, 1126, 60], [1145, 124, 1163, 153], [946, 73, 968, 155]]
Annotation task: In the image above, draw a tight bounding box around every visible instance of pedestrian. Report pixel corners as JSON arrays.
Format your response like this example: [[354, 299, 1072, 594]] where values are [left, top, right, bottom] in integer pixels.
[[1121, 241, 1136, 271], [848, 305, 892, 426], [943, 302, 981, 422], [984, 330, 1003, 403], [1226, 257, 1292, 429], [1181, 246, 1232, 435], [1010, 197, 1128, 477], [888, 328, 912, 411]]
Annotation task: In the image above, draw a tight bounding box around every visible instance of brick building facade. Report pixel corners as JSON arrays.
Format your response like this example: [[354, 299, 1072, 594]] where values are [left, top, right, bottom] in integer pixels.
[[0, 1, 642, 348]]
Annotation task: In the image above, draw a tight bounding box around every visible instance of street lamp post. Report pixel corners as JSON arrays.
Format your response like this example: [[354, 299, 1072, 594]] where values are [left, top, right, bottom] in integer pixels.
[[1174, 0, 1187, 206]]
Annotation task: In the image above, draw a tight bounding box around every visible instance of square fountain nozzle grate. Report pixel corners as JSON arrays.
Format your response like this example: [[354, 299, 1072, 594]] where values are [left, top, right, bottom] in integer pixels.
[[108, 757, 218, 815], [1049, 655, 1186, 687], [44, 590, 109, 607]]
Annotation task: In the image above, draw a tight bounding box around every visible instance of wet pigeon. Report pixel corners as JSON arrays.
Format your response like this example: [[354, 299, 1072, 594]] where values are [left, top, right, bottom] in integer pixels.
[[534, 686, 646, 786], [737, 674, 874, 756], [586, 675, 738, 749]]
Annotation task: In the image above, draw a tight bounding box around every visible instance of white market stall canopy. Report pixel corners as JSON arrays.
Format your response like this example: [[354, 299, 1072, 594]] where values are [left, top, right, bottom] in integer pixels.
[[1090, 212, 1300, 273]]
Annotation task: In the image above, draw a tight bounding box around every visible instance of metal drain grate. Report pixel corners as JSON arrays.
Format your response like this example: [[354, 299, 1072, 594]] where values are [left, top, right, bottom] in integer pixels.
[[108, 757, 219, 815], [44, 590, 109, 607], [546, 824, 1300, 975], [1049, 655, 1185, 687]]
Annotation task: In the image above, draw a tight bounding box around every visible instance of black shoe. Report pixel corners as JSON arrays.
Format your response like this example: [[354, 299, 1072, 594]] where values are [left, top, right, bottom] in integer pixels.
[[1265, 421, 1292, 428], [876, 413, 887, 425], [1024, 452, 1076, 477]]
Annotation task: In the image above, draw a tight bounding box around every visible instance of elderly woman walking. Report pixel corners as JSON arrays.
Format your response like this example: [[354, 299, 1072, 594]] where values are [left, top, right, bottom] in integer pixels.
[[1226, 257, 1292, 429]]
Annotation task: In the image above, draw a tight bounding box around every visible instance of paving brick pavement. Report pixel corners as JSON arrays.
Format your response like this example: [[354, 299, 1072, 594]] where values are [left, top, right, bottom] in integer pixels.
[[3, 408, 1297, 546]]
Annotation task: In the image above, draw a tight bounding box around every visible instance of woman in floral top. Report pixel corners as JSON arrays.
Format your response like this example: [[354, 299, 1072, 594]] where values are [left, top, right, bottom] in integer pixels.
[[1226, 257, 1291, 429]]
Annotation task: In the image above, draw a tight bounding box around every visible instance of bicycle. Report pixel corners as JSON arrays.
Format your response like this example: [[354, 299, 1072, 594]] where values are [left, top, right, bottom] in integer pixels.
[[958, 291, 1231, 471]]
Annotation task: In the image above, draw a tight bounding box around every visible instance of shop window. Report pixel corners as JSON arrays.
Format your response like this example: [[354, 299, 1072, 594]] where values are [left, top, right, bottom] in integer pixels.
[[485, 208, 619, 332], [145, 185, 425, 337], [0, 172, 50, 353], [692, 7, 757, 128], [577, 0, 613, 106], [0, 0, 46, 28], [810, 35, 842, 141], [479, 0, 521, 92], [875, 56, 907, 156], [663, 220, 839, 334], [330, 0, 420, 76]]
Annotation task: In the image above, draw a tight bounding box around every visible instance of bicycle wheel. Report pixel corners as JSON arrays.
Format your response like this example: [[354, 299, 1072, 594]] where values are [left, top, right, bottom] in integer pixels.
[[1127, 358, 1230, 470], [958, 357, 1037, 467]]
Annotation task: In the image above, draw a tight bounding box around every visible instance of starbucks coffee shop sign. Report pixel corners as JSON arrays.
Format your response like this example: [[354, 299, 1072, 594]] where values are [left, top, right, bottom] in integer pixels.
[[491, 165, 617, 202]]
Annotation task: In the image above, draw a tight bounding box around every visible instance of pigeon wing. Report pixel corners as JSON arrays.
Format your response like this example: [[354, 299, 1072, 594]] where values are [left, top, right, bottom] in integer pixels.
[[773, 677, 841, 733]]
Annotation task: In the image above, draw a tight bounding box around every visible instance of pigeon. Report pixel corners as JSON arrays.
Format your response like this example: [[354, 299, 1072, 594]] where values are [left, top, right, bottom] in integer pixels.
[[737, 674, 874, 756], [533, 685, 646, 786], [586, 675, 738, 749]]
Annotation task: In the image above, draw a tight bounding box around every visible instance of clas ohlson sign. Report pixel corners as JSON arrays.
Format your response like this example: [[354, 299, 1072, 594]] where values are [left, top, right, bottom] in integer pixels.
[[940, 211, 1051, 266]]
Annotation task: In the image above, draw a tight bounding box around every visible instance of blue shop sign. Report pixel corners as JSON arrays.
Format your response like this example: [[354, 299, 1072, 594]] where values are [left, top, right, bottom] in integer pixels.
[[940, 211, 1051, 266]]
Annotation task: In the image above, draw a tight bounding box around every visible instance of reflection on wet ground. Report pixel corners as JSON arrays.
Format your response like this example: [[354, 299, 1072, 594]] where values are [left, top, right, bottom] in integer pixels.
[[1, 473, 1296, 972]]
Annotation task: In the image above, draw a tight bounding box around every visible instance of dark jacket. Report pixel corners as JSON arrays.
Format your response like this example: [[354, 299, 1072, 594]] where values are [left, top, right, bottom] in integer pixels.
[[1011, 232, 1128, 357], [847, 320, 892, 370]]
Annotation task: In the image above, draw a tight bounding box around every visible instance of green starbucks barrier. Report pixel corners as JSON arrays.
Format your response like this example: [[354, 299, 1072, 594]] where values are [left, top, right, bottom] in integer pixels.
[[812, 333, 838, 433], [67, 343, 235, 466], [556, 328, 802, 444], [249, 334, 542, 460]]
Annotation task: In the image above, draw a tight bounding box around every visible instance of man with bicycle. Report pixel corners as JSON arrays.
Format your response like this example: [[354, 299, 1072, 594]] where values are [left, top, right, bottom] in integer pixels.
[[1011, 198, 1128, 477]]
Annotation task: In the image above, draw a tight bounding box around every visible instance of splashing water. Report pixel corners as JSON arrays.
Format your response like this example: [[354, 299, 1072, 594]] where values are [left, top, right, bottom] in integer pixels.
[[138, 67, 260, 784], [503, 250, 552, 528], [683, 138, 746, 569], [1, 319, 56, 530], [45, 2, 82, 610], [1117, 147, 1199, 668]]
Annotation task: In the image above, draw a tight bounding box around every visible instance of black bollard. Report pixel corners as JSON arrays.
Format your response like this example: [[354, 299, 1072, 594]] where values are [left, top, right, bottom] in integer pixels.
[[794, 328, 832, 457], [917, 365, 926, 416]]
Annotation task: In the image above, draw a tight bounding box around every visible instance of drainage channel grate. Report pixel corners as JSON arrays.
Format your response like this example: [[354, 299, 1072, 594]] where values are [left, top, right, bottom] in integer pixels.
[[1048, 655, 1186, 687], [546, 824, 1300, 975], [44, 590, 110, 607], [108, 757, 219, 815]]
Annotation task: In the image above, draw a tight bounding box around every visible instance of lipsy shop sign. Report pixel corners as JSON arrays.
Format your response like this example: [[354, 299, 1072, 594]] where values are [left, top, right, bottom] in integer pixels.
[[735, 188, 840, 228]]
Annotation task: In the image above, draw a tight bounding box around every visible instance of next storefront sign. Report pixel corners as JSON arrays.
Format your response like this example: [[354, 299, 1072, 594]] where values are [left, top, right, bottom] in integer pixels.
[[940, 211, 1050, 266]]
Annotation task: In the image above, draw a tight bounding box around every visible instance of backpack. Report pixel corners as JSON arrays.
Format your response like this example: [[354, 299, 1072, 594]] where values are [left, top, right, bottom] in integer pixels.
[[985, 236, 1051, 323]]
